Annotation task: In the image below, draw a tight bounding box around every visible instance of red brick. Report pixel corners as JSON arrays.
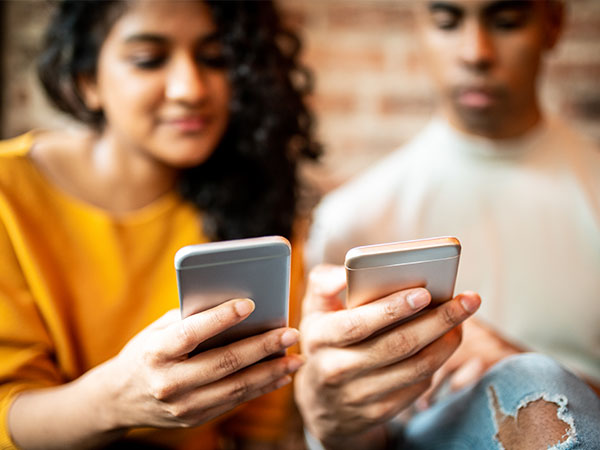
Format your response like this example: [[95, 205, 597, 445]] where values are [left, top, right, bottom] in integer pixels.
[[326, 3, 415, 30], [379, 95, 435, 116], [304, 46, 385, 72]]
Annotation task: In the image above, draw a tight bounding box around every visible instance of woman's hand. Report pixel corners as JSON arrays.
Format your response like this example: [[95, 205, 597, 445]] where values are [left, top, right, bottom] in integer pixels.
[[293, 265, 481, 450], [103, 298, 303, 429], [9, 298, 302, 449], [416, 318, 522, 410]]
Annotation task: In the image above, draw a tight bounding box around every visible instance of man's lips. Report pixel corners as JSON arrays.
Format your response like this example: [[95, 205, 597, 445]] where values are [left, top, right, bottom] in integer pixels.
[[455, 87, 499, 109]]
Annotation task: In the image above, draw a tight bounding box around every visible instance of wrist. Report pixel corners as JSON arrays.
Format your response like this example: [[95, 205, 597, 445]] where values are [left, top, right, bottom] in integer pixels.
[[79, 357, 129, 433], [315, 424, 388, 450]]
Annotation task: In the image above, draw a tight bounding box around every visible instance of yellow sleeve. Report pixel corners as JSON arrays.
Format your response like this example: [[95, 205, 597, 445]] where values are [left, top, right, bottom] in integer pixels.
[[0, 214, 63, 448]]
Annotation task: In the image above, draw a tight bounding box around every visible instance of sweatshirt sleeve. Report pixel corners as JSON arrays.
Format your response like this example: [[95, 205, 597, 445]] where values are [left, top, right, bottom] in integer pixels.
[[0, 215, 63, 449]]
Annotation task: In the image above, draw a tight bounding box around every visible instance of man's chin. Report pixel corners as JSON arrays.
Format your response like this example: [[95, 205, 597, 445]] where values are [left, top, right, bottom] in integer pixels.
[[451, 105, 507, 138]]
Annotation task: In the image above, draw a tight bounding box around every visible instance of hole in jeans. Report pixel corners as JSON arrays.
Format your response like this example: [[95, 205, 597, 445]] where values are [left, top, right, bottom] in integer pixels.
[[488, 385, 574, 450]]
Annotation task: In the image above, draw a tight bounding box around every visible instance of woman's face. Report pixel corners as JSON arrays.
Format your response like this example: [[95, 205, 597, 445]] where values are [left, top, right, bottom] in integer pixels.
[[83, 0, 231, 167]]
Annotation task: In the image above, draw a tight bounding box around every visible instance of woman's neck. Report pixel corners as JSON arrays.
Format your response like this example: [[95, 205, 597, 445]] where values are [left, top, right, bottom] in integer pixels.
[[30, 128, 179, 214]]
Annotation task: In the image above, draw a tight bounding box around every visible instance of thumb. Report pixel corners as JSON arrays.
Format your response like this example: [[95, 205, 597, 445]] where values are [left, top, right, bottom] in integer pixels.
[[303, 264, 347, 316]]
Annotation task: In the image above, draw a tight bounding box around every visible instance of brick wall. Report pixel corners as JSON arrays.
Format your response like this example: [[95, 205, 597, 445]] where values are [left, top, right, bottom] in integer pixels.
[[2, 0, 599, 194], [280, 0, 600, 193]]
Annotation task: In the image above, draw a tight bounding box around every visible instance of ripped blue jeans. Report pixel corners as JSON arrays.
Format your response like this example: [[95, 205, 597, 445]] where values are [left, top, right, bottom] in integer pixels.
[[400, 353, 600, 449]]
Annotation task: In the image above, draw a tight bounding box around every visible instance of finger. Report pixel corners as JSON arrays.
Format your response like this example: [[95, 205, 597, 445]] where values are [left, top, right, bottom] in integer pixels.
[[349, 291, 478, 370], [174, 327, 301, 388], [417, 344, 466, 409], [360, 378, 432, 427], [158, 298, 256, 358], [303, 288, 431, 350], [341, 328, 462, 405], [449, 356, 486, 392], [147, 309, 180, 331], [415, 362, 454, 411], [303, 264, 347, 316], [176, 354, 305, 413]]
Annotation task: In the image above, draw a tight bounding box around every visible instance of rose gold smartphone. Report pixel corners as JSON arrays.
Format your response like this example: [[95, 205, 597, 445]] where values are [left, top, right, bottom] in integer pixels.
[[345, 237, 461, 308], [175, 236, 291, 355]]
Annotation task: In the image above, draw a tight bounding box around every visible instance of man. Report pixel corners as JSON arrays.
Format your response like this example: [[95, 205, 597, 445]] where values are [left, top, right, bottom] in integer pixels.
[[295, 1, 600, 448]]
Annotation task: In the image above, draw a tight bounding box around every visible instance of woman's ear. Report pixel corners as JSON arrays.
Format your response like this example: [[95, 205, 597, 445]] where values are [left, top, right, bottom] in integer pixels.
[[77, 75, 102, 111]]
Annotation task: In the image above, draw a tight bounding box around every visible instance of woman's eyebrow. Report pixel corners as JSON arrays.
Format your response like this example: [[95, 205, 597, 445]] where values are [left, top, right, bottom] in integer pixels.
[[123, 31, 221, 46], [124, 33, 168, 45]]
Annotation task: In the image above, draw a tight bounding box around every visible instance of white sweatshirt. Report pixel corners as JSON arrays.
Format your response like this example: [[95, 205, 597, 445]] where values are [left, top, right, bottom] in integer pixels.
[[307, 117, 600, 383]]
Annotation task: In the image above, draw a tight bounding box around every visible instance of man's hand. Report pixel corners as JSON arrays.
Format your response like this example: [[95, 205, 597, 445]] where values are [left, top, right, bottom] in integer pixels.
[[294, 265, 481, 450], [416, 318, 522, 410]]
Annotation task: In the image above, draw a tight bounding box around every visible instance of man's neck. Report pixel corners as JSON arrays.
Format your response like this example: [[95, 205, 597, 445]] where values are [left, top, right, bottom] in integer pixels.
[[442, 104, 542, 141]]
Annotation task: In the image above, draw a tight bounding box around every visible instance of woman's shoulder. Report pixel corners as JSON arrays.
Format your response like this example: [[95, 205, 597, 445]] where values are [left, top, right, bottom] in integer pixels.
[[0, 132, 38, 192]]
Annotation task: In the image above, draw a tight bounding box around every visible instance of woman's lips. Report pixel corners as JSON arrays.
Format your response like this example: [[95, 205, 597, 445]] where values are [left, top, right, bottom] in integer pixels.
[[165, 116, 210, 133]]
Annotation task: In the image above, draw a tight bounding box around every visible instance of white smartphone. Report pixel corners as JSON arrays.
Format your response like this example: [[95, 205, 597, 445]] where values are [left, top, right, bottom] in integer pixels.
[[175, 236, 291, 355], [345, 236, 461, 308]]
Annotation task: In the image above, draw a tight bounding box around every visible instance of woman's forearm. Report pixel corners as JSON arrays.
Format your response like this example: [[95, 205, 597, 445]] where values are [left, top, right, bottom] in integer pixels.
[[8, 362, 125, 450]]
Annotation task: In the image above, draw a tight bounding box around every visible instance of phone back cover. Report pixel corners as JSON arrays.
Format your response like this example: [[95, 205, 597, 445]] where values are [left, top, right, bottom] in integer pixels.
[[176, 237, 290, 354]]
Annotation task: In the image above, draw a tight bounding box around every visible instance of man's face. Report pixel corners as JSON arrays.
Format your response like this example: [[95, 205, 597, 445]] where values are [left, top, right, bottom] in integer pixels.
[[415, 1, 562, 138]]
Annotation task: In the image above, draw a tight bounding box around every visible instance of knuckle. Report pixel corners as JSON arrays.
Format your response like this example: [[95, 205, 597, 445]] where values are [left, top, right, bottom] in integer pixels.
[[262, 332, 282, 356], [413, 356, 436, 381], [340, 315, 368, 342], [178, 321, 198, 348], [228, 379, 252, 403], [364, 402, 389, 423], [386, 330, 418, 356], [319, 362, 348, 387], [210, 306, 231, 329], [382, 299, 402, 321], [439, 303, 462, 327], [149, 376, 174, 401], [166, 402, 190, 420], [217, 348, 242, 374]]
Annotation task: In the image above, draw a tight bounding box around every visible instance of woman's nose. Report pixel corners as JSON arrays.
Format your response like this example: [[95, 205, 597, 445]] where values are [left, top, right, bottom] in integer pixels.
[[165, 53, 207, 104]]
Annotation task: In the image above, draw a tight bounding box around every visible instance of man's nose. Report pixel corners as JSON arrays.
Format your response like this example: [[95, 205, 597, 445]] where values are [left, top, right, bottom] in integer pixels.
[[459, 21, 495, 72], [165, 53, 207, 104]]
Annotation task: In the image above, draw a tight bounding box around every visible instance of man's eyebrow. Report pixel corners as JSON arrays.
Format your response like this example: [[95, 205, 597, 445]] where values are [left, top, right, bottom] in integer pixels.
[[428, 2, 463, 15], [484, 0, 533, 16]]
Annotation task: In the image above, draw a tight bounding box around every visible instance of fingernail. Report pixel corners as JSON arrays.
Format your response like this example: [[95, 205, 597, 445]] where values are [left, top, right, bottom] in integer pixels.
[[280, 329, 300, 347], [415, 398, 429, 411], [407, 289, 430, 310], [234, 299, 255, 317], [459, 292, 481, 314], [275, 375, 292, 389]]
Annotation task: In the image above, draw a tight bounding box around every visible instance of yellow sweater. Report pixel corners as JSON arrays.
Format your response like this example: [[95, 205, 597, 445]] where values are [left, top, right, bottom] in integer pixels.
[[0, 133, 303, 449]]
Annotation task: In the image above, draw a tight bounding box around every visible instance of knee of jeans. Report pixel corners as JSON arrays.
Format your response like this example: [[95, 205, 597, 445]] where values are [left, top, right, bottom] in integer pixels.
[[484, 354, 578, 450], [486, 353, 570, 385]]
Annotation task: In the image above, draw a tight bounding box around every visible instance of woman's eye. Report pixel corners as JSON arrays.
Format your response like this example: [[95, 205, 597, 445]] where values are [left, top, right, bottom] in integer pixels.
[[197, 53, 227, 69], [130, 55, 166, 70]]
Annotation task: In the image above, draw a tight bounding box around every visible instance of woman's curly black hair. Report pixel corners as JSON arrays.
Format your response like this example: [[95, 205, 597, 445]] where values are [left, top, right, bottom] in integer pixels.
[[37, 0, 321, 241]]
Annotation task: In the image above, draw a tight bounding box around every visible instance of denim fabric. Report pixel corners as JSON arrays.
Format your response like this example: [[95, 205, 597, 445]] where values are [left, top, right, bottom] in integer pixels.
[[401, 353, 600, 449]]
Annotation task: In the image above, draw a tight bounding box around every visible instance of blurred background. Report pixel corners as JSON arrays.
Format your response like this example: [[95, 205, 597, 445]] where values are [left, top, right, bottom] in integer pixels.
[[1, 0, 599, 195]]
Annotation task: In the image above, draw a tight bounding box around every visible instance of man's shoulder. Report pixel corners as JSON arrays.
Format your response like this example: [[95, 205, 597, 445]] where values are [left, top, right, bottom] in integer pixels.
[[324, 125, 438, 206]]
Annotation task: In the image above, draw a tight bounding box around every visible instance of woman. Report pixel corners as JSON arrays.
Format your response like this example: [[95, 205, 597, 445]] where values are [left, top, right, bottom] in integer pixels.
[[0, 1, 320, 448]]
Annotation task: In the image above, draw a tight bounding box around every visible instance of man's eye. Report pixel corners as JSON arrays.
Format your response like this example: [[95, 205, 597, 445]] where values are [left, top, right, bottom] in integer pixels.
[[490, 12, 529, 30], [431, 11, 461, 30]]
